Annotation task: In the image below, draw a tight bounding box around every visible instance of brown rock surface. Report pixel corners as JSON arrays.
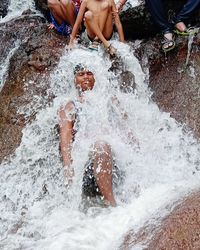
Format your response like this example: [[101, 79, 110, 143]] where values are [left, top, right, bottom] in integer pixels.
[[120, 191, 200, 250], [148, 192, 200, 250], [0, 14, 66, 163], [137, 34, 200, 138]]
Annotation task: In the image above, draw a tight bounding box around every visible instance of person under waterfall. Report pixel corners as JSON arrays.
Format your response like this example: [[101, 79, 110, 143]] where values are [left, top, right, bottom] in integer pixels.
[[68, 0, 125, 55], [58, 64, 138, 207]]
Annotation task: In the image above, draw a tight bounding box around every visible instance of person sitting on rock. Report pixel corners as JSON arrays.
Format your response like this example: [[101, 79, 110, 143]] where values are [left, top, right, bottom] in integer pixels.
[[48, 0, 81, 36], [59, 64, 138, 208], [145, 0, 200, 52], [68, 0, 125, 55]]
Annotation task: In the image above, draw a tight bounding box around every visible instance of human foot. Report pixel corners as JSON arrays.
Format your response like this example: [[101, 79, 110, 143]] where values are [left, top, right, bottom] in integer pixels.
[[174, 22, 198, 36], [106, 44, 117, 56], [161, 33, 176, 52]]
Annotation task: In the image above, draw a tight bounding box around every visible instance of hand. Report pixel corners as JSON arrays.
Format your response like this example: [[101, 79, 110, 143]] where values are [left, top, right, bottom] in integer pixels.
[[63, 165, 74, 187], [48, 23, 55, 30], [67, 36, 77, 50]]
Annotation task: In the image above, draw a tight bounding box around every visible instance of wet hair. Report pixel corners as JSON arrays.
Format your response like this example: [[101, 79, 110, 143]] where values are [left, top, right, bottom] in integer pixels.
[[73, 63, 87, 75]]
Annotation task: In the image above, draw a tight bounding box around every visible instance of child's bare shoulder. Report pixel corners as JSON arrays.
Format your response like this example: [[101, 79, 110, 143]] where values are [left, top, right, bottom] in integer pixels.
[[81, 0, 88, 4]]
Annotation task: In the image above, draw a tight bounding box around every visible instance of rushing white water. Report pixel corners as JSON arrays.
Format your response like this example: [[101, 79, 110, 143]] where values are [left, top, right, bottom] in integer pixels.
[[0, 40, 200, 250], [0, 0, 200, 248], [0, 0, 36, 23], [0, 40, 21, 90]]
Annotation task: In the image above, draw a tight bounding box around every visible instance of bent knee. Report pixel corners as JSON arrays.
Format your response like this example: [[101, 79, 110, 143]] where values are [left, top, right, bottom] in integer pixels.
[[84, 11, 93, 20]]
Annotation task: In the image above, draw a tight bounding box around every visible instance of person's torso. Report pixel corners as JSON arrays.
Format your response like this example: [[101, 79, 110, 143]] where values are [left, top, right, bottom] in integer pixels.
[[86, 0, 112, 16]]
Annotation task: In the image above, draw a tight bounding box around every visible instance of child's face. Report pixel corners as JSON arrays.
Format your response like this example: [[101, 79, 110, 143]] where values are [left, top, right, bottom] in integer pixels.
[[75, 70, 95, 91]]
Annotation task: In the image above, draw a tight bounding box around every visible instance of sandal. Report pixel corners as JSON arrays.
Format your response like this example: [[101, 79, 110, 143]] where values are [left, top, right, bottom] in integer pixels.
[[173, 26, 199, 36], [88, 40, 100, 51], [106, 44, 117, 56], [161, 36, 176, 52]]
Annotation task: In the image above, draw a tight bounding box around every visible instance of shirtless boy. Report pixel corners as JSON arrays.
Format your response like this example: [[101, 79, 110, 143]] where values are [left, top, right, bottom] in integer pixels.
[[68, 0, 125, 54], [48, 0, 81, 36], [59, 65, 117, 207]]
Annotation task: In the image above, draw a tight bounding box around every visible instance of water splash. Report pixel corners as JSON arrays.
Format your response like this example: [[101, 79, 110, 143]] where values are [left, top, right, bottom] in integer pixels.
[[185, 29, 199, 66], [0, 40, 20, 90], [0, 0, 36, 23], [0, 42, 200, 250]]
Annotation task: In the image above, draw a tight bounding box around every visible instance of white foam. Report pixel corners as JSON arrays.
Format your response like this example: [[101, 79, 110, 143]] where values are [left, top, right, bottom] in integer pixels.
[[0, 42, 199, 250]]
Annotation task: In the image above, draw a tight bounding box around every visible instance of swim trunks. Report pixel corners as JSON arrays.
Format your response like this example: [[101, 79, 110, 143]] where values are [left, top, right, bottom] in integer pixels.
[[50, 4, 80, 36], [82, 157, 122, 197]]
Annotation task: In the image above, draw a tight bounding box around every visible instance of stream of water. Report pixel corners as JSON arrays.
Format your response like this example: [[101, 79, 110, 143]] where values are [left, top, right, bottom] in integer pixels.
[[0, 1, 200, 250]]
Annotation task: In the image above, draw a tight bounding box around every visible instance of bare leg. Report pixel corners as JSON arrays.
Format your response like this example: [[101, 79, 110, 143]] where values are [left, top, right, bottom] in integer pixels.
[[48, 0, 77, 27], [84, 4, 113, 49], [92, 141, 116, 207]]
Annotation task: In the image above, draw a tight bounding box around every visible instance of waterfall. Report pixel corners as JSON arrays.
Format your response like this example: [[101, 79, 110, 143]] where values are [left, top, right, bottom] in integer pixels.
[[0, 0, 36, 23], [0, 0, 200, 249], [0, 41, 199, 250]]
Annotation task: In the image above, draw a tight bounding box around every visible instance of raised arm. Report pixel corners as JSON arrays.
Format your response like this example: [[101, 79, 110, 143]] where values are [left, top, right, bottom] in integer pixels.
[[111, 0, 125, 42], [59, 101, 75, 184], [68, 0, 87, 47]]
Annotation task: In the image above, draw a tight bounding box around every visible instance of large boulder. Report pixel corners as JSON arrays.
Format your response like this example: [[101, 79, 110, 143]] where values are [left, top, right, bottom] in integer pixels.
[[0, 14, 66, 163]]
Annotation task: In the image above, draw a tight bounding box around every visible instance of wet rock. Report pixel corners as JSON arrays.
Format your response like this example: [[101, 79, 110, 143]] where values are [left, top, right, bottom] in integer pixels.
[[120, 191, 200, 250], [34, 0, 50, 21], [136, 34, 200, 138], [0, 0, 9, 18], [120, 32, 200, 250], [148, 192, 200, 250], [0, 15, 66, 163]]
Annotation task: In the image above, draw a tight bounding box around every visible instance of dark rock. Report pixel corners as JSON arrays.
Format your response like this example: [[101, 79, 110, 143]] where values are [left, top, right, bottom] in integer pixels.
[[34, 0, 50, 21], [0, 0, 9, 18]]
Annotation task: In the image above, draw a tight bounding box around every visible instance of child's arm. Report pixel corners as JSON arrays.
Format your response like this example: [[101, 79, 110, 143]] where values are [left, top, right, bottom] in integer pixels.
[[111, 0, 125, 42], [116, 0, 127, 12], [68, 0, 87, 47], [59, 102, 75, 185]]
